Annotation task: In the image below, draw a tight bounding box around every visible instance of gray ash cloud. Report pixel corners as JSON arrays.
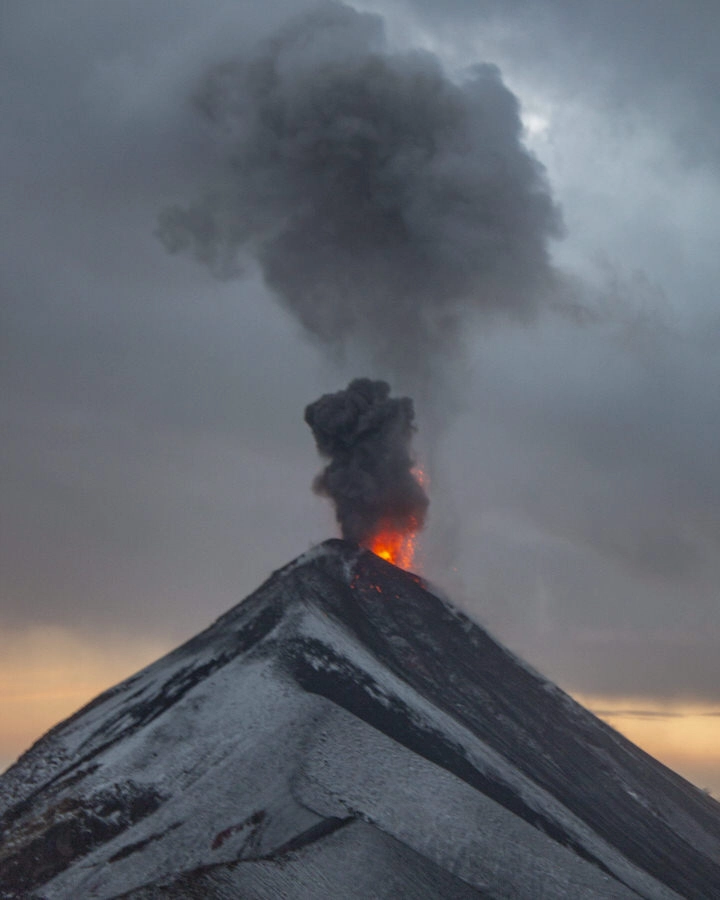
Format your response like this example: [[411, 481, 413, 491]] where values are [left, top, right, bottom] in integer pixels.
[[304, 379, 428, 545], [157, 1, 562, 381]]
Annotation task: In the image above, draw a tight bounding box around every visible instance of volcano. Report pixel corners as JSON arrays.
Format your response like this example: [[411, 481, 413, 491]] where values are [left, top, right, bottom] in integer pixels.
[[1, 541, 719, 899]]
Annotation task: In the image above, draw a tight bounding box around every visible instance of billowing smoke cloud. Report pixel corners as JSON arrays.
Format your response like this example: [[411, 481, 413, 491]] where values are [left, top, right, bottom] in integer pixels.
[[304, 378, 428, 545], [158, 1, 562, 381]]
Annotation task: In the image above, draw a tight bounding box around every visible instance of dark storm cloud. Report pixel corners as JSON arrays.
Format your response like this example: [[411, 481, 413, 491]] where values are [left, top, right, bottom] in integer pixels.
[[405, 0, 720, 165], [158, 1, 562, 381], [305, 378, 428, 544]]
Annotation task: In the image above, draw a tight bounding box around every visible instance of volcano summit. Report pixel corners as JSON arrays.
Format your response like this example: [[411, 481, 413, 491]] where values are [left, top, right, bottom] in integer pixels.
[[1, 541, 719, 898]]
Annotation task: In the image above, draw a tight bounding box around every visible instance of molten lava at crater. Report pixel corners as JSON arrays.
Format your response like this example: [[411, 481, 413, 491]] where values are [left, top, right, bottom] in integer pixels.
[[368, 528, 416, 570], [365, 494, 425, 571]]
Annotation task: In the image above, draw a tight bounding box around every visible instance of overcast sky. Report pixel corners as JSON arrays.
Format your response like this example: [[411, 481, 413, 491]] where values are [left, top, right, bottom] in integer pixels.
[[2, 0, 720, 788]]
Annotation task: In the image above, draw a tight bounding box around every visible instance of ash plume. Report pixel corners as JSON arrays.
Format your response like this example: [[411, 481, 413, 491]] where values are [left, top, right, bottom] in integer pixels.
[[304, 379, 428, 545], [158, 1, 562, 381]]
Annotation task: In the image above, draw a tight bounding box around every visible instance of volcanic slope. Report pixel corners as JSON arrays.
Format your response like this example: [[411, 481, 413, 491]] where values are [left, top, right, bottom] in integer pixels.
[[1, 541, 720, 899]]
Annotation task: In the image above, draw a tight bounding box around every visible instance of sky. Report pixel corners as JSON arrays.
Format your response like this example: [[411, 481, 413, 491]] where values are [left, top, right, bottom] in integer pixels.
[[2, 0, 720, 794]]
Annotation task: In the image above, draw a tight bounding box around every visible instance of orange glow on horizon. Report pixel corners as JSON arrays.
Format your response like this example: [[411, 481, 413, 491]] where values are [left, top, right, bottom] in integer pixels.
[[0, 627, 172, 773], [575, 693, 720, 797]]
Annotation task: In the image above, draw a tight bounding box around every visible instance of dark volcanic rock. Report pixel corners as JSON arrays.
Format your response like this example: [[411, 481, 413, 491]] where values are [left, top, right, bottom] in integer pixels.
[[1, 539, 719, 899]]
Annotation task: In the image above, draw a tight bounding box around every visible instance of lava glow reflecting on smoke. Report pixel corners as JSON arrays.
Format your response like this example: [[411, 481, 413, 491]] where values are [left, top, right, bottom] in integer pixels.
[[368, 526, 418, 570], [366, 466, 427, 570]]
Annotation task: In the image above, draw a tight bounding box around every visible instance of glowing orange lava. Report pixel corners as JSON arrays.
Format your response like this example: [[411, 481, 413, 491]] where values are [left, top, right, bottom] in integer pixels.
[[368, 526, 418, 570], [366, 466, 427, 571]]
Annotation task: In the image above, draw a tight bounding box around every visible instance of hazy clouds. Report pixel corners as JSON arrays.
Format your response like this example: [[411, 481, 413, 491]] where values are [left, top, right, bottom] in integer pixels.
[[2, 0, 720, 714]]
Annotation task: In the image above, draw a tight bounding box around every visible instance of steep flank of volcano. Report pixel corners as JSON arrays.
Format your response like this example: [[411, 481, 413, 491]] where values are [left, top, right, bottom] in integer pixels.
[[1, 540, 719, 899]]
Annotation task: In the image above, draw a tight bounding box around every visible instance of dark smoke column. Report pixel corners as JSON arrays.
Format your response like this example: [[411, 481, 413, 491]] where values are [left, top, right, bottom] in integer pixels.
[[158, 2, 563, 384], [305, 379, 428, 550]]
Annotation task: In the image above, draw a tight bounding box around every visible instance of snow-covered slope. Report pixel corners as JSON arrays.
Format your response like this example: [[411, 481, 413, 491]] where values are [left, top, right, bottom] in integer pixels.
[[1, 540, 719, 899]]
